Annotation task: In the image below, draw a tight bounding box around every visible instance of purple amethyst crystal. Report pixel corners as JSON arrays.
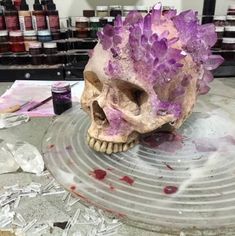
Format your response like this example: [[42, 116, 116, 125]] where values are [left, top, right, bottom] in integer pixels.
[[96, 2, 224, 119]]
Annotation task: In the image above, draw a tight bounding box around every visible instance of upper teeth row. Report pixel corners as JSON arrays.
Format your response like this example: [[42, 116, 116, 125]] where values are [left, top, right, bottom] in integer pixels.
[[87, 135, 136, 154]]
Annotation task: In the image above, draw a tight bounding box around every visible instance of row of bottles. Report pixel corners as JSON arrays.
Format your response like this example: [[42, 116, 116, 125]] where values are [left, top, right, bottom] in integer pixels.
[[0, 0, 60, 32]]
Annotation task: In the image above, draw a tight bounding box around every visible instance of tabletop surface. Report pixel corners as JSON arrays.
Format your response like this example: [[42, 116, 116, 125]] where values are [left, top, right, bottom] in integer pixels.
[[0, 78, 235, 236]]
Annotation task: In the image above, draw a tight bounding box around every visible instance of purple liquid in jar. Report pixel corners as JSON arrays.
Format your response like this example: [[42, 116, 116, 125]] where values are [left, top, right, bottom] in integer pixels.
[[51, 82, 72, 115]]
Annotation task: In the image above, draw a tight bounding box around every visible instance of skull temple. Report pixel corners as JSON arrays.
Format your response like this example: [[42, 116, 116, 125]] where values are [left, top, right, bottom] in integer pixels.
[[81, 3, 224, 154]]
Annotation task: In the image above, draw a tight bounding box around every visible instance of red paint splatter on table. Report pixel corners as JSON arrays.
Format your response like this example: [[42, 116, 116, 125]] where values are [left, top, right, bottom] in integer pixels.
[[164, 163, 175, 171], [48, 144, 55, 149], [120, 176, 134, 185], [107, 167, 114, 171], [109, 183, 115, 191], [140, 131, 183, 152], [91, 169, 107, 180], [65, 145, 73, 151], [70, 185, 76, 191], [164, 186, 178, 195]]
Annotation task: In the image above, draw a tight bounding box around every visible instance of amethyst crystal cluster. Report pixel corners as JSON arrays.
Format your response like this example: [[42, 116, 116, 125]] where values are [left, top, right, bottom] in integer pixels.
[[97, 3, 223, 118]]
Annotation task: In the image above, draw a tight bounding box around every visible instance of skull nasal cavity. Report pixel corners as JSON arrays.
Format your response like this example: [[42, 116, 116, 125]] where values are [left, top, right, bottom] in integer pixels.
[[92, 101, 108, 125]]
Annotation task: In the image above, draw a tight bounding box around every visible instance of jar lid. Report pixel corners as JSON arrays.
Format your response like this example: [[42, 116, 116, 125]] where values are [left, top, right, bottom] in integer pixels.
[[9, 31, 22, 37], [96, 6, 108, 11], [52, 82, 71, 93], [123, 6, 136, 11], [136, 6, 148, 11], [215, 26, 225, 32], [23, 30, 37, 36], [225, 26, 235, 31], [0, 30, 8, 37], [109, 5, 122, 10], [28, 42, 42, 48], [214, 15, 226, 21], [76, 16, 89, 22], [228, 4, 235, 10], [43, 42, 57, 48], [37, 30, 51, 36], [90, 17, 100, 22], [104, 16, 115, 22], [227, 15, 235, 20], [223, 38, 235, 43]]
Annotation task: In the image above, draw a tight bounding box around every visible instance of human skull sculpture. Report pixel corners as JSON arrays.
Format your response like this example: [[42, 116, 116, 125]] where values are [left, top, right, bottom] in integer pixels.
[[81, 3, 223, 154]]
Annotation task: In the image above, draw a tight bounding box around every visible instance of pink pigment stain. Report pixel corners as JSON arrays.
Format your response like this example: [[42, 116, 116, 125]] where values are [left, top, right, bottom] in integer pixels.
[[164, 186, 178, 195], [109, 183, 115, 191], [120, 176, 134, 185], [141, 131, 183, 152], [91, 169, 107, 180], [70, 185, 76, 191], [48, 144, 55, 149]]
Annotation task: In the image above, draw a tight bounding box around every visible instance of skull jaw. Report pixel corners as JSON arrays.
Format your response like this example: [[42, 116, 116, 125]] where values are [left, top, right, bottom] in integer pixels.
[[86, 124, 139, 155]]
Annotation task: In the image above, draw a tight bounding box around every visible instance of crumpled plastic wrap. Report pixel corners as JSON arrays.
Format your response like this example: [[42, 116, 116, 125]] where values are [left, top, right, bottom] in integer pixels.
[[0, 113, 29, 129], [0, 138, 44, 175]]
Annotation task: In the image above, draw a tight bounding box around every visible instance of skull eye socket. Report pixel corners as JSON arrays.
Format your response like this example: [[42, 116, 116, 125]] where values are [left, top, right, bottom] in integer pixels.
[[115, 80, 148, 115]]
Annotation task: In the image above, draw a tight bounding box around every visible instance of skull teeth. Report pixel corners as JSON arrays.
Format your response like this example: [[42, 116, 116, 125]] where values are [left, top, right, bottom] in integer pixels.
[[87, 135, 136, 154]]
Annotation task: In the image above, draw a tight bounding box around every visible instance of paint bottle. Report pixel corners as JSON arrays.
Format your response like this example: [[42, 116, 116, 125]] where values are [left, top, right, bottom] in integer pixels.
[[19, 0, 33, 31], [41, 0, 49, 11], [0, 6, 6, 30], [51, 82, 72, 115], [46, 0, 60, 32], [4, 0, 20, 31], [32, 0, 47, 30], [13, 0, 21, 10]]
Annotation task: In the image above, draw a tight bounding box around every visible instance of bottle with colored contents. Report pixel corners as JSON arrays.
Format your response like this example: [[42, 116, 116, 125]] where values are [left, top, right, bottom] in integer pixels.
[[51, 82, 72, 115], [4, 0, 20, 31], [46, 0, 60, 32], [0, 6, 6, 30], [19, 0, 33, 31], [32, 0, 47, 30], [41, 0, 49, 11], [13, 0, 21, 10]]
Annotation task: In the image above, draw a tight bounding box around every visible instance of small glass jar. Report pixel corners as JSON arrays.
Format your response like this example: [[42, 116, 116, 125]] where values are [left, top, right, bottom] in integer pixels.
[[0, 31, 9, 53], [96, 6, 108, 18], [226, 15, 235, 26], [224, 26, 235, 37], [213, 16, 226, 26], [228, 4, 235, 15], [51, 82, 72, 115], [90, 17, 100, 38], [43, 42, 58, 65], [23, 30, 37, 51], [29, 41, 43, 65], [136, 6, 148, 16], [99, 18, 108, 28], [83, 10, 95, 17], [222, 38, 235, 50], [76, 17, 89, 38], [9, 31, 25, 53], [109, 5, 122, 18], [37, 30, 52, 42], [9, 30, 23, 42], [213, 27, 224, 49], [104, 17, 115, 25], [0, 30, 8, 43]]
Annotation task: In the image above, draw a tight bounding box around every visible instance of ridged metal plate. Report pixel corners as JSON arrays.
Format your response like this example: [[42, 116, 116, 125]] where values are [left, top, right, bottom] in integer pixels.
[[42, 94, 235, 235]]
